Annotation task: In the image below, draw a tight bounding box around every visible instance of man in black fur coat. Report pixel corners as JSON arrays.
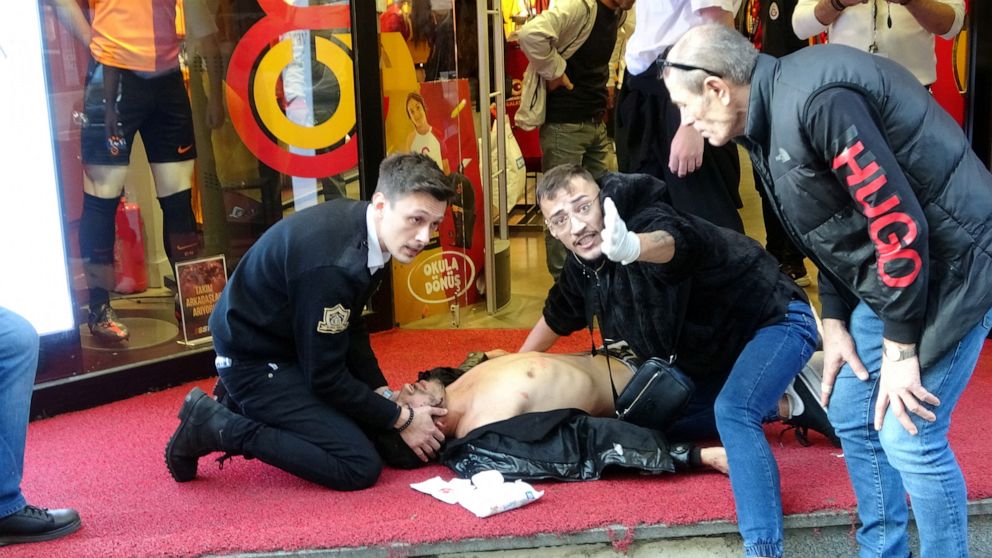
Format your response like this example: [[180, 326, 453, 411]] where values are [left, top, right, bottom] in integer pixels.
[[519, 164, 822, 557]]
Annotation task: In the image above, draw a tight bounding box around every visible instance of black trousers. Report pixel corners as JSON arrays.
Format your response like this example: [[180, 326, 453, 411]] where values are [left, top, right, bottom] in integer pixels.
[[663, 376, 721, 443], [615, 69, 744, 234], [754, 168, 805, 266], [218, 361, 382, 491]]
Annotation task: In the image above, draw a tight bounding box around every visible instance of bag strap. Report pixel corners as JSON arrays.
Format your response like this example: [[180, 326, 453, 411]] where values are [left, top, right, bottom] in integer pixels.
[[601, 276, 693, 406], [666, 279, 692, 365]]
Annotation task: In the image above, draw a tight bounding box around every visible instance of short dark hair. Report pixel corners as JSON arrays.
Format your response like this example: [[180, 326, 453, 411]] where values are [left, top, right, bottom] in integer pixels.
[[376, 152, 455, 203], [374, 365, 464, 469], [406, 92, 427, 115], [536, 163, 596, 205], [372, 431, 429, 469], [416, 366, 464, 386]]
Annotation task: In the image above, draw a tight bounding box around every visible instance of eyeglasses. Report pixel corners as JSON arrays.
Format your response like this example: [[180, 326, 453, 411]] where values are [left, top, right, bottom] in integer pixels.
[[544, 200, 598, 232], [656, 46, 723, 78]]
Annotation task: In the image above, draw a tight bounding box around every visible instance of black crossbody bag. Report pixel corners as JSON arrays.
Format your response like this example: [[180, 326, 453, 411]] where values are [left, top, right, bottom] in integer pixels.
[[596, 281, 695, 432]]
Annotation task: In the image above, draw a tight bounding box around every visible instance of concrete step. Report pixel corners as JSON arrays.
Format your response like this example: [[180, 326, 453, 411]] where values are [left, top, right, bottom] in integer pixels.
[[212, 499, 992, 557]]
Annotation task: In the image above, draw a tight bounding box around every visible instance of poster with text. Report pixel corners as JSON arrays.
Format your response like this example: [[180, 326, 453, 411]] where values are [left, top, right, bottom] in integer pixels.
[[384, 78, 485, 324], [176, 255, 228, 344]]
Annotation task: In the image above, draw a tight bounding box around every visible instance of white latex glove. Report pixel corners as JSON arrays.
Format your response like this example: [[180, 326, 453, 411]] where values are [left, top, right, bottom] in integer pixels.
[[601, 197, 640, 265]]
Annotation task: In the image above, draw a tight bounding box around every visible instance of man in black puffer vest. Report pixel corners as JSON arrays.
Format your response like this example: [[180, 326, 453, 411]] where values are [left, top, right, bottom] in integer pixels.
[[664, 24, 992, 558]]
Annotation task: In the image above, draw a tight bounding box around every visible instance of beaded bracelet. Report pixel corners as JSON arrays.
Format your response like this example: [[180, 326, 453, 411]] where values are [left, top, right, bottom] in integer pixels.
[[396, 404, 415, 432]]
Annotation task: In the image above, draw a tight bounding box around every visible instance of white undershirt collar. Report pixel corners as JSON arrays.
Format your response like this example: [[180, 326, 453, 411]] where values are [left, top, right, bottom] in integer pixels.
[[366, 204, 391, 274]]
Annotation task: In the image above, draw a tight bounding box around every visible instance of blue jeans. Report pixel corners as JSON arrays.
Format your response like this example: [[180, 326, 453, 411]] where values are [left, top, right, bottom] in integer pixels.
[[0, 307, 39, 518], [715, 300, 819, 558], [829, 302, 992, 558]]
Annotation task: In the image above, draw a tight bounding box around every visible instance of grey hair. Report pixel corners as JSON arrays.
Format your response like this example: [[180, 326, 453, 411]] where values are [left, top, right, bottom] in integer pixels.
[[536, 163, 596, 205], [664, 24, 758, 94]]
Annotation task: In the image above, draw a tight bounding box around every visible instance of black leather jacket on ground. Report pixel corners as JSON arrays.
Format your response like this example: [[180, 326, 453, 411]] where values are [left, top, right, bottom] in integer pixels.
[[442, 409, 677, 481]]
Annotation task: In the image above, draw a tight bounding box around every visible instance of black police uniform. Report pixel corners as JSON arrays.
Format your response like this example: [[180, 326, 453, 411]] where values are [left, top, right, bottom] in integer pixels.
[[209, 199, 401, 490]]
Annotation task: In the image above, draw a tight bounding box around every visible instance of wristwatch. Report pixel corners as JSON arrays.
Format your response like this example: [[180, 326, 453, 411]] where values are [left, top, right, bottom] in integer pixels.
[[883, 344, 917, 362]]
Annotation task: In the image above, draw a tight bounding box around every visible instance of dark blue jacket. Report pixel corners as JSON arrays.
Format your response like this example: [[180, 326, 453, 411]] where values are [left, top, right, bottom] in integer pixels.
[[210, 200, 399, 429]]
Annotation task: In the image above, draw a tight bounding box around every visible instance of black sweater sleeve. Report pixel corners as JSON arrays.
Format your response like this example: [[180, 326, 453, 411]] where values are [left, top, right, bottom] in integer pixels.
[[292, 265, 400, 430], [543, 257, 593, 337], [805, 87, 929, 344]]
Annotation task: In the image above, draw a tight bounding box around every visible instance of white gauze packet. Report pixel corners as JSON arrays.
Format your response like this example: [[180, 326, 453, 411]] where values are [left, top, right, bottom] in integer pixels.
[[410, 470, 544, 517]]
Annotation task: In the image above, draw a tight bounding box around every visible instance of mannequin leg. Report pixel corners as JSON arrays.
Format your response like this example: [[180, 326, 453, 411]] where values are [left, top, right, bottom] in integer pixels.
[[151, 161, 199, 325], [151, 161, 200, 265], [80, 165, 129, 342]]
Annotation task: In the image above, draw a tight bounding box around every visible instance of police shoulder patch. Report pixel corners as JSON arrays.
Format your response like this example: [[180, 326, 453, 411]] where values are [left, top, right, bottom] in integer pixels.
[[317, 304, 350, 334]]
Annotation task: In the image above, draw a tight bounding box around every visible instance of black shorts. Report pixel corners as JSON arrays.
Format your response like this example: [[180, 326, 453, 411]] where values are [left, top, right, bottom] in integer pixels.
[[81, 63, 197, 165]]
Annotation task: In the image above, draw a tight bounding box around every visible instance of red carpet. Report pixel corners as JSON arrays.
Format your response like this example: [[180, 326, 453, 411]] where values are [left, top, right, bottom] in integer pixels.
[[10, 332, 992, 558]]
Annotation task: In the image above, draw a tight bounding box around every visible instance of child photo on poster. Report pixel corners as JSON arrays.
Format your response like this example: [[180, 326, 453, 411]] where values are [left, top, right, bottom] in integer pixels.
[[387, 79, 488, 324], [405, 92, 451, 174]]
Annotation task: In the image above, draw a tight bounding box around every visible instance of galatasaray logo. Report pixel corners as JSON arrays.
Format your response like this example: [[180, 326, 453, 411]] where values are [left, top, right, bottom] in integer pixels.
[[226, 0, 357, 178], [316, 304, 350, 334]]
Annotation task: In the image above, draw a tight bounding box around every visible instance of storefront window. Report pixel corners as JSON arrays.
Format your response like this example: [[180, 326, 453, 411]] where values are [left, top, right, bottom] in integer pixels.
[[0, 2, 77, 340], [34, 0, 362, 381], [378, 0, 489, 326]]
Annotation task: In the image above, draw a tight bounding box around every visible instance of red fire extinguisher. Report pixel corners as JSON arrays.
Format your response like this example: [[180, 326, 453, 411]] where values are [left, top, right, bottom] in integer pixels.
[[113, 196, 148, 293]]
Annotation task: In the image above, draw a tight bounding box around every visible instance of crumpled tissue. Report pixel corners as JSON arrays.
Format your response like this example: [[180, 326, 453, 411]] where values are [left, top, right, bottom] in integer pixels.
[[410, 470, 544, 518]]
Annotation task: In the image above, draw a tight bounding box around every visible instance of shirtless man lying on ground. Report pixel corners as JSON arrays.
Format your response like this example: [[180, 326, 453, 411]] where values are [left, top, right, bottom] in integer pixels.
[[399, 350, 639, 438], [375, 347, 726, 475], [375, 346, 835, 480]]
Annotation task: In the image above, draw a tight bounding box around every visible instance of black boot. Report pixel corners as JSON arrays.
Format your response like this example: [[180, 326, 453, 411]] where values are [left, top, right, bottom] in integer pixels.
[[0, 505, 81, 546], [164, 387, 240, 482]]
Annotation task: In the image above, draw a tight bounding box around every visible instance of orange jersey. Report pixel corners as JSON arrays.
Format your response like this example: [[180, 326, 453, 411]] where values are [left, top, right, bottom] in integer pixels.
[[89, 0, 182, 73]]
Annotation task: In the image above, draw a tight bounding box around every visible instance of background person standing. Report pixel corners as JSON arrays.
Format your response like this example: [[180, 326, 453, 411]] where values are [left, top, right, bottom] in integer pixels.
[[515, 0, 634, 280], [0, 307, 81, 546], [613, 0, 746, 237]]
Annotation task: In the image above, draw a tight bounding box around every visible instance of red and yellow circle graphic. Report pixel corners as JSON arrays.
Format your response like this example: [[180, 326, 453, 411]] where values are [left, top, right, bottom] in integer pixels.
[[225, 0, 357, 177]]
